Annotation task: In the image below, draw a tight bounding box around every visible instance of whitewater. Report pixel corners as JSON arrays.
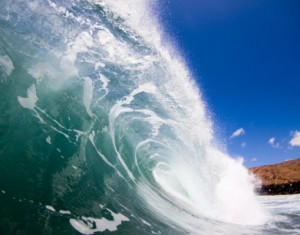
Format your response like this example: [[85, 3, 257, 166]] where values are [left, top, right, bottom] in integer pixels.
[[0, 0, 299, 234]]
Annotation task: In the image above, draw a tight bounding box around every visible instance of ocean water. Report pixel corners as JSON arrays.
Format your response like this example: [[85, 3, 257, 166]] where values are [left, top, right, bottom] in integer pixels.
[[0, 0, 299, 234]]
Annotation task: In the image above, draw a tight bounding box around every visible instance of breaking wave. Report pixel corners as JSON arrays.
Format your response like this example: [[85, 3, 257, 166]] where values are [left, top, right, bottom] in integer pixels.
[[0, 1, 285, 234]]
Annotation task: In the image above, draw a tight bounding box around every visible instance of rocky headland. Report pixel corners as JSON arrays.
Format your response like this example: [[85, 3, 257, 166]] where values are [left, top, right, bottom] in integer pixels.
[[249, 158, 300, 195]]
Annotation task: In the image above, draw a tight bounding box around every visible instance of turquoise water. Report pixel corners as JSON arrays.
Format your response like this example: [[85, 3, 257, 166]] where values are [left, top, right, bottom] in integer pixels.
[[0, 0, 299, 234]]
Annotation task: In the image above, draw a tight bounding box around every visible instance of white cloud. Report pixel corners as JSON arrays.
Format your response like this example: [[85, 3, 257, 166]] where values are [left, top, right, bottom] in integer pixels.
[[230, 128, 245, 139], [251, 158, 257, 162], [289, 131, 300, 147], [268, 137, 275, 145], [268, 137, 280, 148], [241, 142, 246, 147]]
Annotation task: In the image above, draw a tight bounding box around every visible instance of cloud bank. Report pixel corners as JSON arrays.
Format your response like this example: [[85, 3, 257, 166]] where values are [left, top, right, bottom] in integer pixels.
[[268, 137, 280, 148], [289, 131, 300, 147]]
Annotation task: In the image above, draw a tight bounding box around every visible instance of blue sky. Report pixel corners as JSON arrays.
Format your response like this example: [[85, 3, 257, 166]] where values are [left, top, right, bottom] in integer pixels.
[[159, 0, 300, 167]]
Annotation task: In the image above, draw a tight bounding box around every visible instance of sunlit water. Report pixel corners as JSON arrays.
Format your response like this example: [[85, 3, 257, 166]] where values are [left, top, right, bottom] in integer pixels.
[[0, 0, 299, 234]]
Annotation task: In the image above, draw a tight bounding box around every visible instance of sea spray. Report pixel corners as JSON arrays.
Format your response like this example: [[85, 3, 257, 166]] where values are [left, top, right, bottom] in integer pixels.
[[98, 0, 268, 227]]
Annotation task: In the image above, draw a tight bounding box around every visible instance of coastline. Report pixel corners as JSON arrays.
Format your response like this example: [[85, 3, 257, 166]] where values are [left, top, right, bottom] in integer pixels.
[[249, 158, 300, 195]]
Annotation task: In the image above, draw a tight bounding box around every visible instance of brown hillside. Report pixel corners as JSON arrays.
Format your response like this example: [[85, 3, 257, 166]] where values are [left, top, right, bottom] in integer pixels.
[[249, 158, 300, 195]]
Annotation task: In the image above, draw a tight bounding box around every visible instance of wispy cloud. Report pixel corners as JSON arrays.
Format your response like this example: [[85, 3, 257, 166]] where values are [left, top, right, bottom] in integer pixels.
[[230, 128, 245, 139], [251, 158, 257, 162], [268, 137, 280, 148], [289, 131, 300, 147], [241, 142, 246, 147]]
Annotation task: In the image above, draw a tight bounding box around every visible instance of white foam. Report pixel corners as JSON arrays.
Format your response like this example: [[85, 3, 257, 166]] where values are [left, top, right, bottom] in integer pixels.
[[46, 136, 52, 144], [51, 126, 71, 141], [88, 132, 124, 179], [212, 150, 269, 224], [93, 28, 153, 69], [17, 84, 38, 110], [83, 77, 94, 117], [69, 209, 129, 234], [46, 205, 56, 212], [28, 62, 57, 83], [141, 219, 151, 227], [59, 210, 71, 215], [98, 74, 109, 93], [28, 0, 39, 11], [95, 29, 130, 64], [94, 62, 105, 70], [108, 83, 158, 181], [0, 55, 14, 76], [90, 0, 160, 47], [70, 219, 93, 235], [47, 0, 85, 24], [74, 129, 85, 141], [60, 31, 94, 77], [1, 190, 5, 194]]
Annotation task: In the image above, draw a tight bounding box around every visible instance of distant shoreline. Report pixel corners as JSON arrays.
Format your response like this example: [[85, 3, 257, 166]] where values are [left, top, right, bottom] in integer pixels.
[[248, 158, 300, 195]]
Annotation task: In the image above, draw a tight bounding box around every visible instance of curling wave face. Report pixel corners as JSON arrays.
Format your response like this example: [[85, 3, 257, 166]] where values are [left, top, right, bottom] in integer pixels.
[[0, 0, 276, 234]]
